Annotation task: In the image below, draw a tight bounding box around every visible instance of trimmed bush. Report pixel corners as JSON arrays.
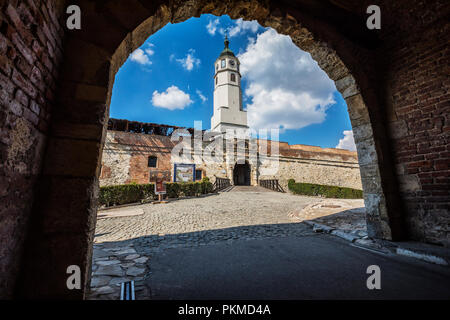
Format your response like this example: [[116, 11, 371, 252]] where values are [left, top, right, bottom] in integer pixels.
[[288, 179, 363, 199], [99, 183, 155, 207], [99, 180, 215, 207], [166, 182, 181, 198], [201, 177, 213, 194]]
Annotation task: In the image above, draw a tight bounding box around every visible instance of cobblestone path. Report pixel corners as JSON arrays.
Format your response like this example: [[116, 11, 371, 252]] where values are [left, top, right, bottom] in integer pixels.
[[88, 188, 362, 299], [93, 188, 317, 243]]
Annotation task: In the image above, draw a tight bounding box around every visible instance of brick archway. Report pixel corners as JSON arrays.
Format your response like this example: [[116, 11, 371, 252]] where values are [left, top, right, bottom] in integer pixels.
[[15, 0, 401, 299], [2, 0, 447, 299]]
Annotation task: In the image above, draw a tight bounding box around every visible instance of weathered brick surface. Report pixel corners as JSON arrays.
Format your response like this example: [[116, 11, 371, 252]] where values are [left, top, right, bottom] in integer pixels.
[[378, 1, 450, 246], [0, 0, 65, 299]]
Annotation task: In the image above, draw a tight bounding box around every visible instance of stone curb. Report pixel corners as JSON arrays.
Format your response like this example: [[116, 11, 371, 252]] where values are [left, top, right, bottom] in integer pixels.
[[303, 220, 449, 267], [395, 248, 449, 266], [330, 230, 359, 242], [303, 220, 335, 233]]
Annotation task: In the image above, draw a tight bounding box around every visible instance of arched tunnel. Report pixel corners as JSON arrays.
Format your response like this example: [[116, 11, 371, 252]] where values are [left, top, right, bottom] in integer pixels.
[[0, 0, 448, 299]]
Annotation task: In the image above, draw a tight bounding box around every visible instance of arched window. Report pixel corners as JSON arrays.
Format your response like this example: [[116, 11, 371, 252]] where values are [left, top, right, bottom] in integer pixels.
[[221, 59, 226, 68], [148, 156, 157, 168], [231, 73, 236, 82]]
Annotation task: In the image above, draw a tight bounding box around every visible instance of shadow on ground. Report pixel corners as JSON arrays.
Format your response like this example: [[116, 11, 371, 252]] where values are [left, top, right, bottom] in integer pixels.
[[89, 220, 450, 300]]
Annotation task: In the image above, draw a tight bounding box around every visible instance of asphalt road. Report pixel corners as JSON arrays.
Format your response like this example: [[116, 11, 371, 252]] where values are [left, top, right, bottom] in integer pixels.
[[146, 230, 450, 300]]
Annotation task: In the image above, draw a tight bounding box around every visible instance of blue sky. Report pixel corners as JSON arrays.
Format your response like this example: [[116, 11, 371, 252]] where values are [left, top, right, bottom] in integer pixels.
[[110, 14, 356, 150]]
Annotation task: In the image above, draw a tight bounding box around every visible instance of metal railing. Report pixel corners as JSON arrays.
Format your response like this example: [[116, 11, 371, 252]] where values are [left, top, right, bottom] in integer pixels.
[[259, 179, 285, 193], [213, 177, 231, 192]]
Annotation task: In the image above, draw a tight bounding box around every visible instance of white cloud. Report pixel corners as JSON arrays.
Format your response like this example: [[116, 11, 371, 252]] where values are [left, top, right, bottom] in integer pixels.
[[215, 18, 260, 37], [336, 130, 357, 151], [237, 28, 336, 131], [130, 43, 155, 66], [175, 49, 201, 71], [206, 18, 220, 35], [152, 86, 193, 110], [228, 18, 259, 37], [196, 89, 207, 103], [130, 48, 151, 65]]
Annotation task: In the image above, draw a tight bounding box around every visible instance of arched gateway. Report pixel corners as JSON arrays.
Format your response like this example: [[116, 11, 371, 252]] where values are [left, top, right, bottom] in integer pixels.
[[1, 0, 447, 300], [233, 162, 251, 186]]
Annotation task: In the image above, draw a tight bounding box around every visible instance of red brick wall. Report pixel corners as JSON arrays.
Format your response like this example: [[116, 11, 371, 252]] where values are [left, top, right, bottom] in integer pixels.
[[0, 0, 65, 298], [100, 131, 175, 186], [382, 2, 450, 246]]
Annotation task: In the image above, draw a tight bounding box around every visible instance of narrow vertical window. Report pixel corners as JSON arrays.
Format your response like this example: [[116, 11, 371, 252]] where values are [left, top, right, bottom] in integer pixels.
[[221, 59, 226, 68], [148, 156, 157, 167], [195, 169, 202, 181], [231, 73, 236, 82], [239, 89, 243, 111]]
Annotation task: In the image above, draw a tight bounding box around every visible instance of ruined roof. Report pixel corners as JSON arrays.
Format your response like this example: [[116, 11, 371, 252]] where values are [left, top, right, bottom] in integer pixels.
[[107, 119, 357, 161], [107, 118, 201, 136]]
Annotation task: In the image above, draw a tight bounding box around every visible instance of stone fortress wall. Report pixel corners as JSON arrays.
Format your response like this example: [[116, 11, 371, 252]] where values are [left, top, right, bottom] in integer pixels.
[[100, 129, 362, 191]]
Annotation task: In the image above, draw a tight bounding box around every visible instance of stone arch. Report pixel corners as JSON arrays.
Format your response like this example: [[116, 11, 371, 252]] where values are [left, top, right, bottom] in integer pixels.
[[108, 1, 399, 241], [18, 0, 405, 298]]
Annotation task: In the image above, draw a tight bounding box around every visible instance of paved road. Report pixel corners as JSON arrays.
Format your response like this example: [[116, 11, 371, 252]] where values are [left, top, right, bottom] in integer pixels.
[[90, 189, 449, 300], [90, 189, 364, 299], [146, 228, 450, 300]]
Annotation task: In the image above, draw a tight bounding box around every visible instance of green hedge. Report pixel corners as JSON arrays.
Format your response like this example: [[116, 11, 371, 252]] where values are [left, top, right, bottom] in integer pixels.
[[287, 179, 363, 199], [99, 179, 214, 207], [167, 178, 213, 198], [99, 183, 155, 207]]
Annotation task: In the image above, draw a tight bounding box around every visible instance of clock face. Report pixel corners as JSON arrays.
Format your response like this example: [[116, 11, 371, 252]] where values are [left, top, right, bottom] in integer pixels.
[[229, 60, 235, 67]]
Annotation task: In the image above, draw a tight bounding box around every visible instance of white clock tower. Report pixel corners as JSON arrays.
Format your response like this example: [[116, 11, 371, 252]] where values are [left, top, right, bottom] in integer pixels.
[[211, 36, 248, 135]]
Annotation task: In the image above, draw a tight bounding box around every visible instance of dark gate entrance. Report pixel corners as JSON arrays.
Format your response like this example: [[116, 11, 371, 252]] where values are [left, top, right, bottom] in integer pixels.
[[233, 162, 251, 186]]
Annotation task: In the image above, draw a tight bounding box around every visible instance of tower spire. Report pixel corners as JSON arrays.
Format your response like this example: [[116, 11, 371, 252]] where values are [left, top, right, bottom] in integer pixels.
[[224, 34, 229, 49]]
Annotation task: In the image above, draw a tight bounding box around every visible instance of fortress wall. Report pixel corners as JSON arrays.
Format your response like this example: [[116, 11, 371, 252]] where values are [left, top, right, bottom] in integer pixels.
[[100, 131, 362, 191], [258, 156, 362, 192]]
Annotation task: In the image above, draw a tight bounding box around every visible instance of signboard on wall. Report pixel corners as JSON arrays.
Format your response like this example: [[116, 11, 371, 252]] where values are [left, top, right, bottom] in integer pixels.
[[149, 170, 170, 195], [154, 177, 166, 195], [149, 170, 171, 182], [174, 163, 195, 182]]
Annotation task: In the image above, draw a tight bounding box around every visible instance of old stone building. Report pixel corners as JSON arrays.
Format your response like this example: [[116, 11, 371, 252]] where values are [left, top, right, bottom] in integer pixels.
[[100, 38, 362, 191], [0, 0, 448, 299], [101, 119, 362, 190]]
